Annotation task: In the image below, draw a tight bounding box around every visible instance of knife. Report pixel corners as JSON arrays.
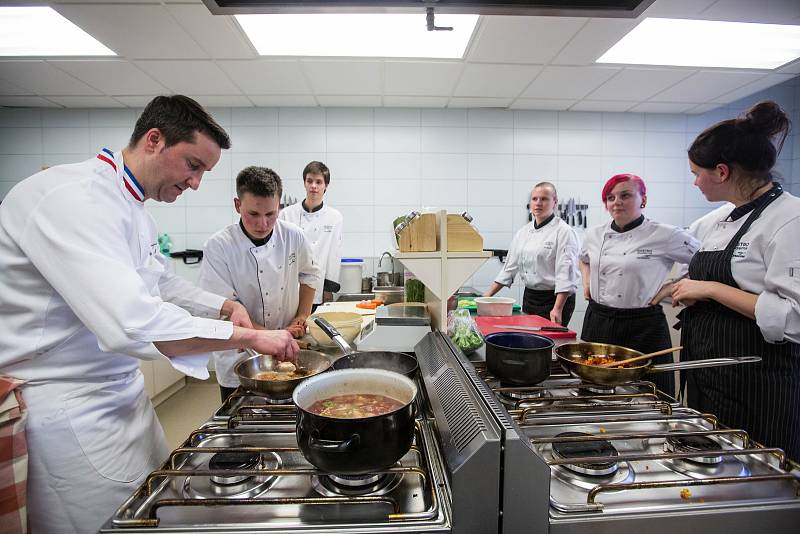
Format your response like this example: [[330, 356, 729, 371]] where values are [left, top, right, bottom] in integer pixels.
[[495, 324, 569, 332]]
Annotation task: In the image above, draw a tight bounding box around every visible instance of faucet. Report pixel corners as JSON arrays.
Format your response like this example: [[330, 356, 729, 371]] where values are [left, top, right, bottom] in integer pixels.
[[379, 251, 395, 273]]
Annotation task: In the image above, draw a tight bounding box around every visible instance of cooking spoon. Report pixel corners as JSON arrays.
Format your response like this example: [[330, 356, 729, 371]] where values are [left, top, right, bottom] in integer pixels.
[[596, 346, 683, 368]]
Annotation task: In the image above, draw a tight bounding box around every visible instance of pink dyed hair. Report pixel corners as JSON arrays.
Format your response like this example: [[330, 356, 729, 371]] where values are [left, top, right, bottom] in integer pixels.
[[601, 173, 646, 204]]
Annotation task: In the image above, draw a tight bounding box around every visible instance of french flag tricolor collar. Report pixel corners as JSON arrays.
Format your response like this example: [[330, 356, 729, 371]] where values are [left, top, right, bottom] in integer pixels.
[[97, 148, 145, 202]]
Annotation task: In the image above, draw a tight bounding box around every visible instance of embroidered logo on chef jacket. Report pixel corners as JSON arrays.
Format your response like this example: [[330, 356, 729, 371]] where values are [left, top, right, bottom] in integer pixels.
[[323, 225, 334, 233], [542, 240, 555, 251], [732, 241, 749, 258], [149, 242, 159, 256], [288, 252, 297, 266], [635, 248, 654, 259]]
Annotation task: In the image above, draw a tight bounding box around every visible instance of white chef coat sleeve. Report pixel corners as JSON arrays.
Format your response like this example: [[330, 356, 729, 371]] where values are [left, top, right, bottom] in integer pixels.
[[663, 226, 701, 265], [325, 213, 343, 288], [554, 226, 580, 294], [579, 230, 592, 264], [156, 253, 227, 318], [754, 218, 800, 344], [494, 228, 523, 287], [298, 233, 323, 291], [197, 237, 237, 301], [17, 186, 232, 369]]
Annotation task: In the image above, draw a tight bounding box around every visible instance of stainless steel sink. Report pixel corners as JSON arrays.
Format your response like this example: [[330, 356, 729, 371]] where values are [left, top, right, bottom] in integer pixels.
[[335, 292, 375, 302]]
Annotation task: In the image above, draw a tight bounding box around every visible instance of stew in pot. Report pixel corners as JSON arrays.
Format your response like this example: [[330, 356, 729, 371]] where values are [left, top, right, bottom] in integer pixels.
[[308, 394, 404, 419]]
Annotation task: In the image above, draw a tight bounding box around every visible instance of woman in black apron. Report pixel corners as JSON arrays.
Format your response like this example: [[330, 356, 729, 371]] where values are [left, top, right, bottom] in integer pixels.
[[673, 101, 800, 460], [485, 182, 579, 326], [580, 174, 700, 397]]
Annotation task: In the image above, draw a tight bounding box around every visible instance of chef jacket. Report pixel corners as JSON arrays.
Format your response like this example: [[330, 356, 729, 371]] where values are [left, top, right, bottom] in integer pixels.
[[495, 216, 581, 294], [580, 218, 700, 308], [0, 148, 233, 382], [684, 191, 800, 344], [199, 219, 321, 387], [279, 202, 343, 304]]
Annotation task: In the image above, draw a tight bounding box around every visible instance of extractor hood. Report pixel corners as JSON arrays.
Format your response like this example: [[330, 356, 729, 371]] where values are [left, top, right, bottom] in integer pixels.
[[202, 0, 655, 17]]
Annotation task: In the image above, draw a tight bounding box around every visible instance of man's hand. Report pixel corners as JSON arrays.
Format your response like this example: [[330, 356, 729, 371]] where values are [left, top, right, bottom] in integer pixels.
[[549, 308, 563, 326], [323, 291, 333, 303], [251, 330, 299, 362], [221, 300, 253, 329], [583, 284, 591, 301], [286, 316, 307, 339]]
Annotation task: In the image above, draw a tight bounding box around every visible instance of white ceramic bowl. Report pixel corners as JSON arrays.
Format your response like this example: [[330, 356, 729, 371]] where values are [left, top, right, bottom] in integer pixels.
[[474, 297, 515, 316], [308, 311, 363, 347]]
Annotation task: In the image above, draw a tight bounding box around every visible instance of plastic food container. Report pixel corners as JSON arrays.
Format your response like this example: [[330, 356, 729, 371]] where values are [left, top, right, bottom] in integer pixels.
[[474, 297, 515, 317], [308, 311, 363, 347], [339, 258, 364, 294]]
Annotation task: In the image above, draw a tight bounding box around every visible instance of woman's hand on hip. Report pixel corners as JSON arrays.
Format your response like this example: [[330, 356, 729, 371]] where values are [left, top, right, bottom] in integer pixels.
[[671, 279, 712, 307]]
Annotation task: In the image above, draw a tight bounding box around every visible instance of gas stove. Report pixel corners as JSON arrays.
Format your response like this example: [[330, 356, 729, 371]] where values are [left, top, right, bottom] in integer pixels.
[[100, 384, 451, 533]]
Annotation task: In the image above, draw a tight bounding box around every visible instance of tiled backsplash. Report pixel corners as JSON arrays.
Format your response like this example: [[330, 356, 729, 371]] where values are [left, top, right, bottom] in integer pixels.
[[2, 77, 798, 334]]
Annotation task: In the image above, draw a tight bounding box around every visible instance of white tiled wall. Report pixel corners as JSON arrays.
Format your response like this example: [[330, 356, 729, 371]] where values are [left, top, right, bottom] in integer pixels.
[[1, 77, 797, 335]]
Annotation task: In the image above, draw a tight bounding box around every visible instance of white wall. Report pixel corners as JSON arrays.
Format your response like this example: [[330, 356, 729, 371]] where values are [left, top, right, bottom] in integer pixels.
[[1, 76, 797, 333]]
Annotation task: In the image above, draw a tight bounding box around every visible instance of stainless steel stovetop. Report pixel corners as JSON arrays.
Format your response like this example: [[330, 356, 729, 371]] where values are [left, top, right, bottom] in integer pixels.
[[99, 384, 451, 533]]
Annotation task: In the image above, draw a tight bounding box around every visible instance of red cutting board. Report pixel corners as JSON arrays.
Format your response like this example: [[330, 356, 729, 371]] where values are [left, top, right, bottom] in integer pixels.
[[475, 315, 577, 339]]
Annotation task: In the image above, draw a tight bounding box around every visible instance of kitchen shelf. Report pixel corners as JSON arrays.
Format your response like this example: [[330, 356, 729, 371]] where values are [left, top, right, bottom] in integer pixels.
[[395, 211, 490, 330]]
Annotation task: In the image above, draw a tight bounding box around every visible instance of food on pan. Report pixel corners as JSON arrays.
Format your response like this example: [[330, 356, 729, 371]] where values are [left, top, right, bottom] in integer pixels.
[[254, 364, 306, 381], [308, 394, 404, 418], [680, 488, 692, 500]]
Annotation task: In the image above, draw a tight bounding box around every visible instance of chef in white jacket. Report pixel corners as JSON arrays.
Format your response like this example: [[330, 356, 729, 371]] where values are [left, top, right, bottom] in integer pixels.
[[0, 95, 298, 534], [484, 182, 580, 326], [199, 166, 321, 401], [279, 161, 343, 307]]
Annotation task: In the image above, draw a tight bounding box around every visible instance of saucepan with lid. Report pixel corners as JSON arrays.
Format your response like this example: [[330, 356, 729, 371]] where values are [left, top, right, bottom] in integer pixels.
[[555, 342, 761, 387]]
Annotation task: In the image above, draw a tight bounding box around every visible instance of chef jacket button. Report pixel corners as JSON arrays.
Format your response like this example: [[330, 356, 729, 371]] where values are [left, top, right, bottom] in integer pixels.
[[260, 270, 263, 273], [618, 273, 622, 276]]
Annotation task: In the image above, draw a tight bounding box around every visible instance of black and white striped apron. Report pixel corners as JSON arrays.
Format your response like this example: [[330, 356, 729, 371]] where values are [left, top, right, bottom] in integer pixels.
[[522, 288, 575, 326], [680, 187, 800, 460], [581, 300, 675, 396]]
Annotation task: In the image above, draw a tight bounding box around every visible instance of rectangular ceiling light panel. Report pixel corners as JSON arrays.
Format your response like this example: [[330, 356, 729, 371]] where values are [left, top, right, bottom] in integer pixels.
[[236, 13, 478, 58], [0, 6, 115, 56], [597, 18, 800, 69]]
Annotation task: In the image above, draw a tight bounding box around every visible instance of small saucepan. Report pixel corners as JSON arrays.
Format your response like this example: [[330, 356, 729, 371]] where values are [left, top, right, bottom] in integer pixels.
[[312, 317, 419, 379], [235, 349, 332, 400], [485, 331, 554, 385], [555, 342, 761, 387], [293, 368, 417, 474]]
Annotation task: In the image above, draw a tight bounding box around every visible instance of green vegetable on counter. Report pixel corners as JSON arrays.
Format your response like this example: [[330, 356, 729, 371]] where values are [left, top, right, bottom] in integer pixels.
[[405, 278, 425, 303]]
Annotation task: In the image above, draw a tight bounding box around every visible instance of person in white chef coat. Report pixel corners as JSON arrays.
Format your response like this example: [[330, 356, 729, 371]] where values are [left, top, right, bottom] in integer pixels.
[[580, 173, 700, 396], [279, 161, 343, 308], [0, 95, 299, 534], [671, 101, 800, 461], [199, 166, 321, 401], [484, 182, 580, 326]]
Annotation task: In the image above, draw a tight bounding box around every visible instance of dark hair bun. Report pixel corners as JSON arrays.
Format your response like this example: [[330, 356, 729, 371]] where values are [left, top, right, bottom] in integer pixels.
[[741, 101, 790, 139]]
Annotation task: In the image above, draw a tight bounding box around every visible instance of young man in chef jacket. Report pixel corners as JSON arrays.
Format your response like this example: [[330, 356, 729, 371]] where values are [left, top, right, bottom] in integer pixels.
[[279, 161, 343, 308], [199, 166, 322, 401]]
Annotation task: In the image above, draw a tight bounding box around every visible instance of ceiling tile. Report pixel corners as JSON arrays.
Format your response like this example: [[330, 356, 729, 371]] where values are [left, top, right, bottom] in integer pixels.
[[316, 95, 381, 107], [777, 59, 800, 74], [629, 102, 696, 113], [0, 96, 59, 108], [46, 95, 124, 108], [0, 76, 33, 96], [54, 4, 208, 59], [113, 95, 157, 108], [698, 0, 800, 24], [651, 71, 767, 103], [521, 66, 619, 99], [135, 61, 241, 95], [468, 16, 587, 64], [510, 98, 575, 110], [384, 62, 462, 96], [49, 60, 167, 95], [0, 61, 102, 96], [587, 68, 696, 101], [218, 60, 311, 94], [570, 100, 635, 112], [164, 4, 256, 59], [384, 96, 449, 107], [711, 73, 798, 104], [249, 95, 318, 107], [188, 95, 253, 107], [449, 97, 513, 108], [552, 18, 638, 65], [686, 103, 722, 114], [454, 64, 541, 97], [302, 61, 382, 95], [643, 0, 718, 18]]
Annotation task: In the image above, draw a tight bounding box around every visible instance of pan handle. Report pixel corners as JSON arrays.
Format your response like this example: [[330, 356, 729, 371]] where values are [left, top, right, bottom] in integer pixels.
[[312, 317, 355, 356], [308, 433, 360, 453], [649, 355, 761, 373]]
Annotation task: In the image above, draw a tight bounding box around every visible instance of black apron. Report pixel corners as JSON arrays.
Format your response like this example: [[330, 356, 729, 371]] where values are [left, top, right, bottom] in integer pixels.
[[680, 186, 800, 461], [522, 288, 575, 326], [581, 300, 675, 396]]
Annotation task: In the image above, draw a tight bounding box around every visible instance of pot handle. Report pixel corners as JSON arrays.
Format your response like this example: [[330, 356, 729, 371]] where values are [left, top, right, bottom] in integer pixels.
[[308, 433, 360, 453], [649, 355, 761, 373], [312, 317, 355, 356]]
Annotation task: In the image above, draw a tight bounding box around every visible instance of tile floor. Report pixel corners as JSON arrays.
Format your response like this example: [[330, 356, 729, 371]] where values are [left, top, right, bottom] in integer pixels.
[[154, 377, 222, 449]]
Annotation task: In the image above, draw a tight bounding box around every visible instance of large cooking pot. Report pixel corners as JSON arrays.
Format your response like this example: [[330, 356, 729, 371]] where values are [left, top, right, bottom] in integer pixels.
[[235, 349, 332, 400], [313, 317, 419, 379], [485, 331, 554, 385], [293, 368, 417, 474], [555, 342, 761, 387]]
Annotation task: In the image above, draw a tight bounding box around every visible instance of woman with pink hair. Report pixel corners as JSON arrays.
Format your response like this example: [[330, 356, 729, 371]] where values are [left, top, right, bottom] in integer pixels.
[[579, 173, 700, 396]]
